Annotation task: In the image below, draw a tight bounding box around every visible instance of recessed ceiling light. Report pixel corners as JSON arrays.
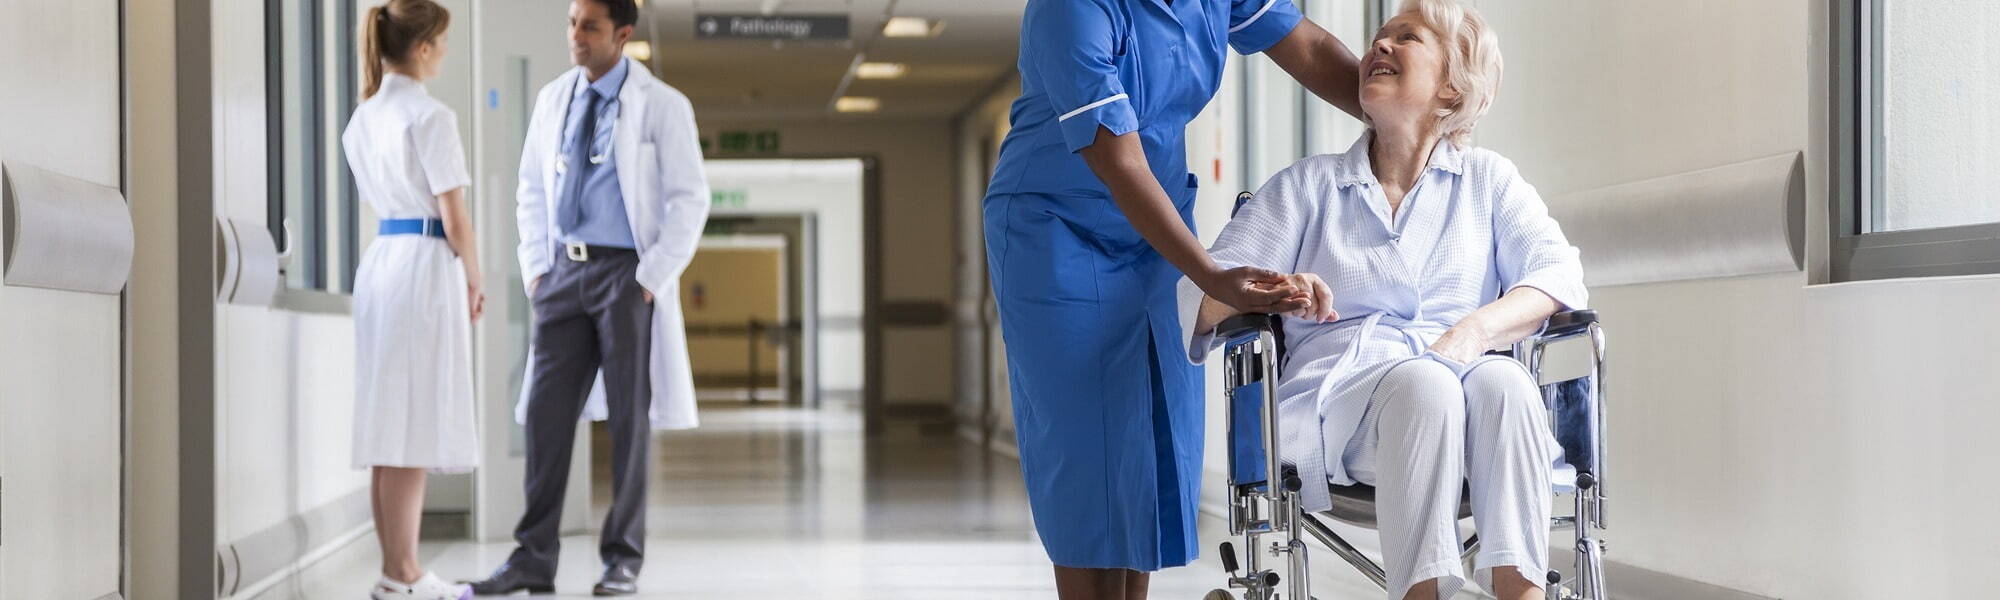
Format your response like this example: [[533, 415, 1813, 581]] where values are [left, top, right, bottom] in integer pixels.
[[835, 97, 881, 113], [854, 62, 908, 79], [882, 17, 943, 38], [624, 41, 652, 62]]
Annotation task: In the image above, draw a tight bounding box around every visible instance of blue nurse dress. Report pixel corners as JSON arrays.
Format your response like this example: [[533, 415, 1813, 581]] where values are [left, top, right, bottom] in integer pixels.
[[982, 0, 1305, 571]]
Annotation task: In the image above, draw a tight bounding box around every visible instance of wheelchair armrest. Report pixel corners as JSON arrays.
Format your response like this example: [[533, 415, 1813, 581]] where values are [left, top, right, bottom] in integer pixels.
[[1543, 309, 1599, 337], [1216, 313, 1283, 341]]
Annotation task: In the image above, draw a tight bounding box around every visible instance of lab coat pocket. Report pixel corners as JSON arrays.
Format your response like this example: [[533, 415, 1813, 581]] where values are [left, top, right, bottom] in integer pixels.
[[634, 142, 660, 228]]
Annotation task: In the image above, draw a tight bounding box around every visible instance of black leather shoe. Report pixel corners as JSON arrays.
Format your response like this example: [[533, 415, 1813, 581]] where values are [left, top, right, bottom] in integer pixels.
[[465, 563, 555, 596], [591, 565, 639, 596]]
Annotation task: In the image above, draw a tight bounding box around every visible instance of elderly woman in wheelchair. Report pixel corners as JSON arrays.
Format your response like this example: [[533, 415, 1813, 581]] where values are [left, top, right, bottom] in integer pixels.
[[1178, 2, 1597, 599]]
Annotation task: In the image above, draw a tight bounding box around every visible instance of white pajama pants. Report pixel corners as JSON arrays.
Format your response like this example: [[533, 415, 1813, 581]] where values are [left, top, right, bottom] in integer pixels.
[[1343, 355, 1558, 600]]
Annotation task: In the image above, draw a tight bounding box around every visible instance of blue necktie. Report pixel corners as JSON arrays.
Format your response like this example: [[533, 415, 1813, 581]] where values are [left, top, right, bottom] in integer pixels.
[[557, 88, 601, 234]]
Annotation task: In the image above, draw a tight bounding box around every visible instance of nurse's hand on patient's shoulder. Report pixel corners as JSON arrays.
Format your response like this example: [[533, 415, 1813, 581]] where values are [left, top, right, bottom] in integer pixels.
[[1199, 265, 1307, 314], [1278, 273, 1338, 323], [527, 276, 542, 296]]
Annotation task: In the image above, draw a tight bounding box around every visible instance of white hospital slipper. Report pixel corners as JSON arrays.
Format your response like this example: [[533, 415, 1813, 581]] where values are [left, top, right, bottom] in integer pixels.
[[370, 571, 472, 600]]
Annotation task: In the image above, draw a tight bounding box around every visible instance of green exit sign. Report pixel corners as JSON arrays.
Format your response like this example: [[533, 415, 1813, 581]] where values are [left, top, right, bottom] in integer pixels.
[[710, 130, 780, 154], [711, 189, 748, 207]]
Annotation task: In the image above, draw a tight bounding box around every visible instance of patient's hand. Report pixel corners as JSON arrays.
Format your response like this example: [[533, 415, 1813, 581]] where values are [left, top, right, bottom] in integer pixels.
[[1427, 324, 1489, 364], [1277, 273, 1338, 323]]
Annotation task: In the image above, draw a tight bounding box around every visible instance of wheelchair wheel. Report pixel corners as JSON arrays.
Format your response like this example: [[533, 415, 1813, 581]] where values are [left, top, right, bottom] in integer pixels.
[[1202, 589, 1235, 600]]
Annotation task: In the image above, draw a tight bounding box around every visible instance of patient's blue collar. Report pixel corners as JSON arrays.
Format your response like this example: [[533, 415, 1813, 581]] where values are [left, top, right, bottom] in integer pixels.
[[1333, 131, 1466, 188]]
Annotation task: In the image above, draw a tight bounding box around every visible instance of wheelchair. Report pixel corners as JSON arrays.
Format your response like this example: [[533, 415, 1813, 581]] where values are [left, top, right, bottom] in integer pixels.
[[1204, 193, 1610, 600]]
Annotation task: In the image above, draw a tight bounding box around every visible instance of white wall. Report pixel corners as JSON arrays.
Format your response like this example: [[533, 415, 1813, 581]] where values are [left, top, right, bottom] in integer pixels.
[[1469, 1, 2000, 597], [706, 159, 868, 404], [0, 1, 128, 597]]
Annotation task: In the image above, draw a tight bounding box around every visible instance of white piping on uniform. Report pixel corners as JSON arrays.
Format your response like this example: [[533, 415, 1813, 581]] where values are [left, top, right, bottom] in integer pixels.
[[1228, 0, 1280, 33], [1058, 93, 1130, 122]]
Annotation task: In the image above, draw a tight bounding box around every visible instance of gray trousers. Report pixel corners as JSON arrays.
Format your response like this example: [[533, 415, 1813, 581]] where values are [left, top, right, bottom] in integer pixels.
[[508, 248, 653, 578]]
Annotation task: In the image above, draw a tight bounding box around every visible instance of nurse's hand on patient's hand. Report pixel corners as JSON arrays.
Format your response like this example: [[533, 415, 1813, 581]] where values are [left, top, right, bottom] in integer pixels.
[[1278, 273, 1338, 323], [1201, 265, 1307, 314]]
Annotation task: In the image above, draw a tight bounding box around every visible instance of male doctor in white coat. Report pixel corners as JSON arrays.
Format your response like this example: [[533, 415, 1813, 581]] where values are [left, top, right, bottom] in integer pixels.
[[469, 0, 708, 595]]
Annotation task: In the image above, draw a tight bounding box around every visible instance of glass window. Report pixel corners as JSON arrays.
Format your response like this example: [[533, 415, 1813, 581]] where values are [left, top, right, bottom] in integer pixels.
[[268, 0, 363, 295], [1239, 0, 1376, 185], [1867, 0, 2000, 232], [1241, 53, 1304, 187], [1833, 0, 2000, 281], [1368, 0, 1398, 32], [1303, 0, 1370, 155]]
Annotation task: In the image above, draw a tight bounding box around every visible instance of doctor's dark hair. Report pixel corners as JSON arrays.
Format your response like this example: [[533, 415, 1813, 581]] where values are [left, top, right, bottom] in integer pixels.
[[361, 0, 451, 99], [579, 0, 640, 29]]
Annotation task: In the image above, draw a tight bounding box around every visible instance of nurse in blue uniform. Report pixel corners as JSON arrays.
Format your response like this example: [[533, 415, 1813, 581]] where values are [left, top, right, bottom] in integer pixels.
[[984, 1, 1363, 597]]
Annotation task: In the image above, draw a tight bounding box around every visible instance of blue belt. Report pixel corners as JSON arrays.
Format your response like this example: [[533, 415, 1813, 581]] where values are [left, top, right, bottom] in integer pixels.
[[379, 218, 447, 238]]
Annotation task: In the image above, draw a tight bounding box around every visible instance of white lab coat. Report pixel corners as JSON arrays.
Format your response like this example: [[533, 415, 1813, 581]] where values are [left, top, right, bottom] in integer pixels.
[[515, 58, 711, 430]]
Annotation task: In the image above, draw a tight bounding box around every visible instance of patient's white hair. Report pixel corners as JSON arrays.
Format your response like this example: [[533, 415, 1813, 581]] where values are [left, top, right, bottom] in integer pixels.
[[1397, 0, 1502, 147]]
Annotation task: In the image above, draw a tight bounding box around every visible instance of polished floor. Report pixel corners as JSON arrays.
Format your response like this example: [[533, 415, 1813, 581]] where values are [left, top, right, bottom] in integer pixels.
[[286, 403, 1445, 599]]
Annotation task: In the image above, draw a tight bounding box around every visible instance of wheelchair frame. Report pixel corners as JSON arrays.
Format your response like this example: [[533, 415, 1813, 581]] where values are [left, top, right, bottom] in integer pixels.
[[1209, 311, 1608, 600]]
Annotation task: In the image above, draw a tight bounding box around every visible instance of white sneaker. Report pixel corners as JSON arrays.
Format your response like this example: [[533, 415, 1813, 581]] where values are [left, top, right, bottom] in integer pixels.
[[371, 572, 472, 600]]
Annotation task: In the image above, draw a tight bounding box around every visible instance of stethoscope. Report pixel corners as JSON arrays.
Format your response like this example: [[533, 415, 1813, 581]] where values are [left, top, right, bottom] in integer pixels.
[[555, 78, 618, 174]]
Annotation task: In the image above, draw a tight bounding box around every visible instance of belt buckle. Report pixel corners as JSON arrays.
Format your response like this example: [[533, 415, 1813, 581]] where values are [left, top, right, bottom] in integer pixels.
[[565, 241, 589, 262]]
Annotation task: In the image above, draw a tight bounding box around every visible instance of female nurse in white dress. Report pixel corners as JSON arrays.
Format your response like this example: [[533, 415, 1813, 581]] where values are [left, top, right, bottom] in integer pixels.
[[343, 1, 480, 598], [1182, 1, 1586, 599]]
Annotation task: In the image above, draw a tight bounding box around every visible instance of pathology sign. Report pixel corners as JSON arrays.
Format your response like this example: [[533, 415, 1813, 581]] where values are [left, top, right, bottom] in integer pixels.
[[695, 14, 850, 41]]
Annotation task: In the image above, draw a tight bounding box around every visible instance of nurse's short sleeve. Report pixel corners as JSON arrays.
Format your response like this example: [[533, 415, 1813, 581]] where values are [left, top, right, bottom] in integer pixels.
[[1227, 0, 1303, 54], [413, 106, 472, 197], [1025, 0, 1138, 153]]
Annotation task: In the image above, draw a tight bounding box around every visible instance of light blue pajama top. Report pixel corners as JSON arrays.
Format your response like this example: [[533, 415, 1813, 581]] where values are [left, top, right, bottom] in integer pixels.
[[1179, 133, 1589, 511]]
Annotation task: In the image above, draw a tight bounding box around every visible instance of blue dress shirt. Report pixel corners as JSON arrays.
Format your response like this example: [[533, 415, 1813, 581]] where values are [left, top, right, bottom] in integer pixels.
[[556, 58, 636, 248]]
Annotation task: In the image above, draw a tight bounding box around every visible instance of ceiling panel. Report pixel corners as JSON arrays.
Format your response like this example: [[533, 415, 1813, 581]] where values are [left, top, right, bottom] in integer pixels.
[[636, 0, 1025, 120]]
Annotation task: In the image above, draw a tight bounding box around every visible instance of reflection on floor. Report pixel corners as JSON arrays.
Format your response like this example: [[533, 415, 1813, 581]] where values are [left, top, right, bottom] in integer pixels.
[[288, 403, 1430, 599]]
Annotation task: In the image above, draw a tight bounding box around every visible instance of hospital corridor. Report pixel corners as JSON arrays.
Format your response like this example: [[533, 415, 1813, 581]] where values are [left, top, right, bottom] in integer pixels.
[[1, 0, 1996, 599]]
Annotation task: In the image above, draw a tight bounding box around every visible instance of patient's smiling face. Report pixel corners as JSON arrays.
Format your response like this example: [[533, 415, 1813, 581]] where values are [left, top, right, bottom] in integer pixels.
[[1359, 13, 1459, 131]]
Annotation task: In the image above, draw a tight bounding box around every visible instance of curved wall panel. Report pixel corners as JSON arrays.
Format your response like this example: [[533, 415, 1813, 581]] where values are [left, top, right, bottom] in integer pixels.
[[1, 161, 133, 294], [1546, 152, 1804, 288]]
